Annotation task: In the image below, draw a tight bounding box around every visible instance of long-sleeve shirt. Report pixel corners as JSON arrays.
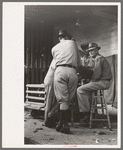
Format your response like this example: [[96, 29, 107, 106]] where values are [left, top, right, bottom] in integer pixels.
[[79, 50, 95, 69], [43, 59, 56, 85], [79, 50, 90, 67], [52, 40, 81, 69], [78, 50, 94, 79], [49, 59, 56, 70], [91, 54, 112, 82]]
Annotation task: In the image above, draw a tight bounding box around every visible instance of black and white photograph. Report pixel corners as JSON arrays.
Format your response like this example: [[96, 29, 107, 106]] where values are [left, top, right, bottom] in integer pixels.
[[2, 2, 121, 148]]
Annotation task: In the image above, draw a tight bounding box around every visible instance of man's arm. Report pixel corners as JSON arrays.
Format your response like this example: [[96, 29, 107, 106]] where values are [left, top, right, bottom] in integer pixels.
[[76, 48, 82, 71], [91, 57, 102, 82]]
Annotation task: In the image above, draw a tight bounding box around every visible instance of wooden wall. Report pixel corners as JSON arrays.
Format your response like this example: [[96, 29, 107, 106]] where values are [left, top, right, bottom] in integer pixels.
[[25, 15, 118, 85], [53, 15, 117, 57], [52, 16, 118, 106], [25, 21, 53, 85]]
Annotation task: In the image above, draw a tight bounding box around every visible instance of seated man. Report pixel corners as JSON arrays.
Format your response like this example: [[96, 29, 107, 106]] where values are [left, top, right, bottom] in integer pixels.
[[77, 43, 112, 122]]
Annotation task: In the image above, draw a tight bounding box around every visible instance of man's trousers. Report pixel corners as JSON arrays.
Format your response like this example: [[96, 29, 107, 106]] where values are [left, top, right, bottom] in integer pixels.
[[54, 66, 78, 110], [77, 80, 110, 112]]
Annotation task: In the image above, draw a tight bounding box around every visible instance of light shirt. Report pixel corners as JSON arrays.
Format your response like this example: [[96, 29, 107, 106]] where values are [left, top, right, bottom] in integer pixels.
[[49, 58, 56, 70], [79, 50, 94, 69], [52, 40, 81, 69], [44, 59, 56, 83], [81, 56, 90, 67]]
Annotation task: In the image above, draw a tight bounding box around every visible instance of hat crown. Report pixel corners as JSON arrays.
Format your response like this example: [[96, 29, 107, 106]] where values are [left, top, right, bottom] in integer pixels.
[[58, 29, 68, 35], [88, 43, 99, 48], [57, 29, 72, 40], [81, 42, 89, 50]]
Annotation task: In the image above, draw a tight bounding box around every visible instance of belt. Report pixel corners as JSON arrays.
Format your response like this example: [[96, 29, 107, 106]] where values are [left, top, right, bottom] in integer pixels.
[[56, 64, 76, 70]]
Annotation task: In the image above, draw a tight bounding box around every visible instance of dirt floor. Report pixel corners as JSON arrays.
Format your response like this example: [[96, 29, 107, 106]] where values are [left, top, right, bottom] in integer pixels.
[[24, 109, 117, 147]]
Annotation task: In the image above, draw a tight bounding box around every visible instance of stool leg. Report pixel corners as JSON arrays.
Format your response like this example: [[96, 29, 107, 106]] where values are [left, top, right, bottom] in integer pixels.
[[94, 96, 97, 119], [103, 97, 111, 130], [101, 97, 104, 115], [100, 90, 104, 116], [89, 93, 94, 128]]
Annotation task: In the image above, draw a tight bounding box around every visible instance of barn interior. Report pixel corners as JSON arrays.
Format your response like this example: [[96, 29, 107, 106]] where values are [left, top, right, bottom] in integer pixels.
[[24, 4, 118, 109]]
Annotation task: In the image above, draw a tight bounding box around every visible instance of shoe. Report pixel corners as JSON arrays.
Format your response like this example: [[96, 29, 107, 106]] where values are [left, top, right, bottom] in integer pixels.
[[79, 112, 86, 120], [60, 126, 70, 134], [56, 122, 63, 132], [80, 112, 90, 123], [45, 116, 56, 128]]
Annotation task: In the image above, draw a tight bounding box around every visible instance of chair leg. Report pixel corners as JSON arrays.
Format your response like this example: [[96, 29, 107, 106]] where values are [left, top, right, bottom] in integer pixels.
[[94, 96, 97, 119], [101, 98, 104, 115]]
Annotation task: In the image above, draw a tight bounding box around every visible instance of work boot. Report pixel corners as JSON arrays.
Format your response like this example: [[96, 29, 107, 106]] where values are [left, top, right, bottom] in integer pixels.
[[80, 112, 90, 123], [45, 115, 56, 128], [60, 110, 70, 134], [56, 110, 63, 132]]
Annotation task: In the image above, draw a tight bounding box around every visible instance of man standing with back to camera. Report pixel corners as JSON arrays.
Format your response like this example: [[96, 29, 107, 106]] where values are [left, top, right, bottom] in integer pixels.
[[52, 29, 81, 134]]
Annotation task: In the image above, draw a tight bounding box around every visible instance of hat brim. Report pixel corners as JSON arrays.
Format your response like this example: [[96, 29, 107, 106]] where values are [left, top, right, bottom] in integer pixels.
[[57, 34, 63, 38], [79, 49, 88, 54], [57, 33, 72, 39], [86, 46, 101, 51]]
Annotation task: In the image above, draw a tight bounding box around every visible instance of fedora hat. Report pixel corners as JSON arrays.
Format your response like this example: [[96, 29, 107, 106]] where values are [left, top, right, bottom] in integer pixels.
[[57, 29, 72, 39], [80, 42, 89, 54], [81, 42, 89, 50], [86, 43, 101, 51]]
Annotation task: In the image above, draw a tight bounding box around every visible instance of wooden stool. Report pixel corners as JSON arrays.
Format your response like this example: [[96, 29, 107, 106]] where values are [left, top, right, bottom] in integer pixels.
[[89, 90, 112, 130]]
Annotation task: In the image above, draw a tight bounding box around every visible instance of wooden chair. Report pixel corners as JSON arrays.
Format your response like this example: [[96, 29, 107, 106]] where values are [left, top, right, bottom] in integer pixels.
[[89, 90, 112, 130]]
